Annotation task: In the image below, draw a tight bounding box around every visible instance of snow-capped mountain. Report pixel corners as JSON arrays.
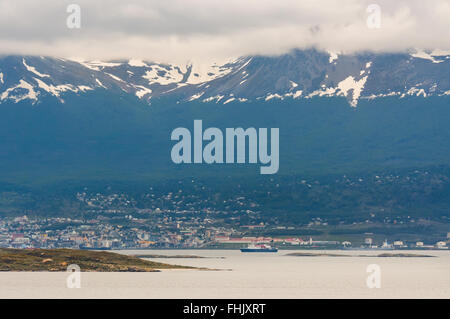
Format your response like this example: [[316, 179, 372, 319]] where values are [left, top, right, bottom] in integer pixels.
[[1, 49, 450, 107], [1, 49, 450, 188]]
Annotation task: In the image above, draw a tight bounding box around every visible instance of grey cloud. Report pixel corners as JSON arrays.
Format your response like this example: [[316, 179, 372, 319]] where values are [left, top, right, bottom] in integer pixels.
[[0, 0, 450, 63]]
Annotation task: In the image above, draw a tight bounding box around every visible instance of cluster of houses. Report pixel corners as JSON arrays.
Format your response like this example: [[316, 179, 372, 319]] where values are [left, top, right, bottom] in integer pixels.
[[214, 234, 450, 250], [1, 214, 449, 250]]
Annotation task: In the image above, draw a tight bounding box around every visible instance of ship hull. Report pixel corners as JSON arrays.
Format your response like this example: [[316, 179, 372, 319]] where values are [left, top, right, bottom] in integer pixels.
[[240, 248, 278, 252]]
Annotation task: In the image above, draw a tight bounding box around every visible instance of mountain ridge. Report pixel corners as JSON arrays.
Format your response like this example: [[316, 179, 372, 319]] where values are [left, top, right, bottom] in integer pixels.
[[1, 49, 450, 107]]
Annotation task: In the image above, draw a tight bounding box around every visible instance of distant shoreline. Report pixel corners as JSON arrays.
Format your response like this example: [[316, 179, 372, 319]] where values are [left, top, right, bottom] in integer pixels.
[[286, 252, 436, 258], [132, 254, 225, 259], [87, 247, 449, 251]]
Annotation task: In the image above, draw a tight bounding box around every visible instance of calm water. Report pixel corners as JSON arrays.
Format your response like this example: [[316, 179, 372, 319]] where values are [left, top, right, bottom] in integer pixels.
[[0, 249, 449, 298]]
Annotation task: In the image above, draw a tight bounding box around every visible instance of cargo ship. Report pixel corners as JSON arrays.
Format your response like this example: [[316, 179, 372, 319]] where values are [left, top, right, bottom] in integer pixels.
[[240, 244, 278, 252]]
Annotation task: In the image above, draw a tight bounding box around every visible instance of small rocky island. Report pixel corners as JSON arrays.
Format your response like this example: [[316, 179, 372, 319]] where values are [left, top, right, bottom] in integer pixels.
[[0, 248, 195, 272]]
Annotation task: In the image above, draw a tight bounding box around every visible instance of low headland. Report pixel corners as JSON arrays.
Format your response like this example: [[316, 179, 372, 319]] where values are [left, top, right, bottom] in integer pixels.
[[0, 248, 197, 272]]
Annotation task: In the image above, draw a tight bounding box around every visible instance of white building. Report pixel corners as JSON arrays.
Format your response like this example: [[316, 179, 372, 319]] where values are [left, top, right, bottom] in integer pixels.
[[435, 241, 448, 249], [393, 241, 404, 246], [342, 241, 352, 247]]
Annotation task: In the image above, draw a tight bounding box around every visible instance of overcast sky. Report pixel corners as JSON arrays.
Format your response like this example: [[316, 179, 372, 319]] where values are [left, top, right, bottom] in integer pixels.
[[1, 0, 450, 63]]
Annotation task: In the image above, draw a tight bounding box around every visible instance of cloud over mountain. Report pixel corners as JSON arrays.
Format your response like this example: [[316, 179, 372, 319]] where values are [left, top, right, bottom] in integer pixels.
[[1, 0, 450, 62]]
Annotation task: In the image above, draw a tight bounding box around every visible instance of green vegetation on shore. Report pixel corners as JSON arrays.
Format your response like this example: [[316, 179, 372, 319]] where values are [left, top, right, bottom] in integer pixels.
[[0, 248, 196, 272]]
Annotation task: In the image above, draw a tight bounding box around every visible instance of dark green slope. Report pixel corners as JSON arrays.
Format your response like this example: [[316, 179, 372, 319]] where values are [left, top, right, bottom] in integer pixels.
[[0, 93, 449, 187]]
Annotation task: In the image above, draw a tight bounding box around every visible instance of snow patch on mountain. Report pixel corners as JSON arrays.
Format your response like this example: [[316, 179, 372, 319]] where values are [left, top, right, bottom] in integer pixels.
[[283, 90, 303, 99], [223, 97, 236, 104], [364, 91, 400, 100], [328, 51, 339, 63], [23, 59, 50, 78], [265, 93, 283, 101], [188, 92, 205, 101], [69, 58, 102, 71], [95, 79, 106, 88], [411, 51, 444, 63], [406, 87, 427, 97], [105, 73, 125, 82], [128, 59, 148, 67], [135, 85, 152, 99], [78, 86, 93, 92], [1, 80, 38, 103], [143, 65, 184, 85], [34, 78, 77, 98], [203, 95, 225, 103], [307, 87, 337, 98], [337, 76, 368, 107], [186, 61, 235, 84], [87, 61, 122, 69]]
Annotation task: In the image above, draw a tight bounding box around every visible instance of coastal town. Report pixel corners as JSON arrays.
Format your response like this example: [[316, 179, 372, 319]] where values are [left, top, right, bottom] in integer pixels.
[[0, 171, 449, 251], [0, 214, 448, 250]]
